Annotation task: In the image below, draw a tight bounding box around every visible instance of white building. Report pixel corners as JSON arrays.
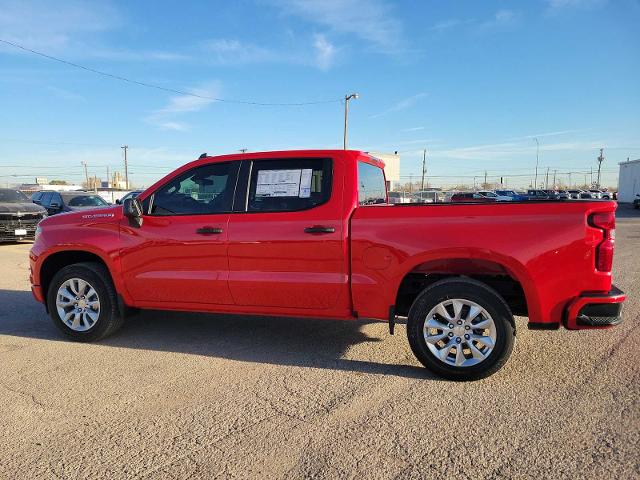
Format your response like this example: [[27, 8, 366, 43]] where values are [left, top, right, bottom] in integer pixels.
[[617, 159, 640, 203], [369, 151, 400, 191]]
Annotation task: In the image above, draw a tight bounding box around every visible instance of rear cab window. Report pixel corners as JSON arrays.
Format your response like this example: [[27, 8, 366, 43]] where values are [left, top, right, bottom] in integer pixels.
[[357, 161, 387, 205]]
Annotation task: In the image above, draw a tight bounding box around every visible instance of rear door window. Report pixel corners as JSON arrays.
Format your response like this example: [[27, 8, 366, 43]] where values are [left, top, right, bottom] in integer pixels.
[[357, 162, 386, 205], [246, 158, 332, 212]]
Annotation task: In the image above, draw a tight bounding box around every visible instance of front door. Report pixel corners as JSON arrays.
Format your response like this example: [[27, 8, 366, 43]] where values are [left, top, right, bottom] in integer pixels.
[[120, 160, 240, 306], [227, 157, 348, 312]]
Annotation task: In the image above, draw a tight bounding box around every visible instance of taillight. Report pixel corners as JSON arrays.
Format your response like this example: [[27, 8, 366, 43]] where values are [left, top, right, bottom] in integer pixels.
[[589, 211, 615, 272]]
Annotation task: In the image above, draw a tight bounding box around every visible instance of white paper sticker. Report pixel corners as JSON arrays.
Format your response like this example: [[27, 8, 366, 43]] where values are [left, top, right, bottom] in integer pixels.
[[299, 169, 312, 198], [256, 169, 302, 197]]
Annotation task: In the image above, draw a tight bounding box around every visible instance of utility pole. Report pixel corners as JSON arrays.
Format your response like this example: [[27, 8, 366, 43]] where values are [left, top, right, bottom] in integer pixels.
[[106, 166, 110, 189], [81, 161, 89, 188], [484, 170, 487, 188], [343, 93, 359, 149], [596, 148, 604, 188], [553, 169, 557, 188], [239, 148, 248, 153], [590, 167, 593, 186], [545, 167, 549, 189], [568, 172, 572, 188], [408, 174, 413, 193], [421, 149, 427, 190], [121, 145, 129, 190], [533, 137, 540, 189]]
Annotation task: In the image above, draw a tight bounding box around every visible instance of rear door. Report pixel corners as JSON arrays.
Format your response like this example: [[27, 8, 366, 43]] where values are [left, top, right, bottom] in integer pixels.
[[227, 157, 347, 311], [120, 161, 240, 306]]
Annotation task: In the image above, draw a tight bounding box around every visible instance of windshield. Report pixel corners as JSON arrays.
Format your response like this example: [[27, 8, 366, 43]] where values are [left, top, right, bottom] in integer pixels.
[[66, 195, 108, 207], [0, 189, 30, 203]]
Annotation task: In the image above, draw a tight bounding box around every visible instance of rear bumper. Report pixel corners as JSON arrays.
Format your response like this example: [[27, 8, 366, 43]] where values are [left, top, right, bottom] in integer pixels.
[[565, 286, 625, 330]]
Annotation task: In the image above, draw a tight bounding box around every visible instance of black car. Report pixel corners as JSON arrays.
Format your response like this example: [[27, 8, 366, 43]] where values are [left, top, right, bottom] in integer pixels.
[[0, 188, 47, 242], [527, 189, 558, 200], [36, 191, 110, 216]]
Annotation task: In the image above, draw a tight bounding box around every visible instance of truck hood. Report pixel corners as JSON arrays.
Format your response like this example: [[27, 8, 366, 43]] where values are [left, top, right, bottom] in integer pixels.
[[0, 202, 47, 214], [40, 205, 122, 227]]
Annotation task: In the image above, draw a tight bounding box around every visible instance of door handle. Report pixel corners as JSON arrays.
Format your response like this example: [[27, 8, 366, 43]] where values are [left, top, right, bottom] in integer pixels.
[[196, 227, 223, 235], [304, 226, 335, 234]]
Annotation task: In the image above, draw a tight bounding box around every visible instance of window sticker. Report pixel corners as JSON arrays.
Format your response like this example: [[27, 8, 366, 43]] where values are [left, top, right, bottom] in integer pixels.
[[256, 169, 303, 197], [299, 169, 312, 198]]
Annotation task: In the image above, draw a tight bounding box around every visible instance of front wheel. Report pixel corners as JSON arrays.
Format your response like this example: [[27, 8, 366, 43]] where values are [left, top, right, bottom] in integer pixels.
[[407, 278, 515, 381], [47, 262, 124, 342]]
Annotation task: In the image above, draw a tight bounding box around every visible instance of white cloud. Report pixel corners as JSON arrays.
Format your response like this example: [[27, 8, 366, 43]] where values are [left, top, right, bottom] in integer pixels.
[[547, 0, 606, 10], [146, 82, 221, 132], [269, 0, 403, 53], [201, 39, 278, 64], [0, 0, 120, 52], [402, 126, 425, 132], [313, 34, 336, 70], [479, 9, 520, 30], [435, 140, 604, 161], [430, 19, 475, 32], [371, 93, 428, 118]]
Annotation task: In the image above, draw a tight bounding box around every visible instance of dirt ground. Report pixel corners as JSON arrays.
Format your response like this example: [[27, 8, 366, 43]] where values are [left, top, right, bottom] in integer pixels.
[[0, 206, 638, 479]]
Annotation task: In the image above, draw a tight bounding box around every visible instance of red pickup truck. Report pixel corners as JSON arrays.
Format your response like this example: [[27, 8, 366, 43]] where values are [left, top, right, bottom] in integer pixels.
[[29, 150, 625, 380]]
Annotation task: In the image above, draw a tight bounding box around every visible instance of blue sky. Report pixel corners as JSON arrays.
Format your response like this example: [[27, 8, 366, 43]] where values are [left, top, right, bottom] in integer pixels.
[[1, 0, 638, 188]]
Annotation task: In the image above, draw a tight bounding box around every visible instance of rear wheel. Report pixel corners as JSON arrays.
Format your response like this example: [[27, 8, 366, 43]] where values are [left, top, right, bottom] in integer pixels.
[[47, 262, 124, 341], [406, 278, 515, 380]]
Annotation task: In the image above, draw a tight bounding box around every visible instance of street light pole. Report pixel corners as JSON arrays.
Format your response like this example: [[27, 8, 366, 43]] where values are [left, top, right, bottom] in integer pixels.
[[343, 93, 359, 149], [533, 137, 540, 189]]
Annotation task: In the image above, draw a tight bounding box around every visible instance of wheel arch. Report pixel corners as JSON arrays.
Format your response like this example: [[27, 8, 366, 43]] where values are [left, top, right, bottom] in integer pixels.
[[39, 249, 122, 312], [393, 253, 539, 321]]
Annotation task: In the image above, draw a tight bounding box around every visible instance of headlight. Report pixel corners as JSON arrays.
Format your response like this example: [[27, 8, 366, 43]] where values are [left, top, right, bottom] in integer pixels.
[[35, 226, 42, 240]]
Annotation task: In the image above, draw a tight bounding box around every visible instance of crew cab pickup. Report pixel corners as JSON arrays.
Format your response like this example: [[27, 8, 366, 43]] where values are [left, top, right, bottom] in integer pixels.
[[29, 150, 625, 380]]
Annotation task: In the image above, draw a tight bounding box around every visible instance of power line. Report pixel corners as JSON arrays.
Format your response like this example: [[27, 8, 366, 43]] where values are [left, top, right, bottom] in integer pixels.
[[0, 38, 342, 107]]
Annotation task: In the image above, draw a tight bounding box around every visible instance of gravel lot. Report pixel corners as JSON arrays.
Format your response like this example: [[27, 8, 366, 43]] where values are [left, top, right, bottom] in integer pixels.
[[0, 206, 638, 479]]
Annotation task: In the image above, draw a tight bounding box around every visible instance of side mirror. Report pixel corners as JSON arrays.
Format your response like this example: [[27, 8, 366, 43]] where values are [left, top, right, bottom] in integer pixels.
[[123, 198, 143, 227], [50, 202, 61, 209], [115, 199, 122, 205]]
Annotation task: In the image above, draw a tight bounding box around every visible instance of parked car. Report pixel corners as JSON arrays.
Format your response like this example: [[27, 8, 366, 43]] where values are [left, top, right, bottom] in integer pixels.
[[556, 190, 571, 200], [449, 192, 497, 203], [412, 190, 442, 203], [477, 191, 511, 202], [527, 189, 557, 200], [495, 190, 528, 201], [567, 189, 583, 199], [0, 188, 47, 242], [388, 191, 414, 204], [30, 149, 625, 381], [580, 191, 597, 199], [115, 190, 143, 205], [36, 191, 110, 216], [588, 189, 602, 199], [599, 191, 612, 200]]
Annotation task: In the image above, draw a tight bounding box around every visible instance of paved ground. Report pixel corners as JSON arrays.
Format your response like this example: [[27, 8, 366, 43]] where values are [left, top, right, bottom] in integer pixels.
[[0, 206, 638, 479]]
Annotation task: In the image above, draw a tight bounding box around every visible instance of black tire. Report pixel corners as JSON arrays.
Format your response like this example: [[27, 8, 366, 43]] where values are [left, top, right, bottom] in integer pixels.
[[406, 277, 515, 381], [47, 262, 124, 342]]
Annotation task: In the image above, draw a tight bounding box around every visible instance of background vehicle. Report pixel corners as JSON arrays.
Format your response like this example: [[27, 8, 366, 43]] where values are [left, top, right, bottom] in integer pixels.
[[0, 188, 47, 242], [588, 189, 602, 199], [388, 191, 414, 204], [556, 190, 571, 200], [30, 150, 625, 381], [634, 194, 640, 209], [35, 191, 110, 216], [450, 192, 497, 203], [412, 190, 442, 203], [115, 190, 142, 205], [567, 189, 583, 199], [527, 189, 557, 200], [495, 190, 528, 201], [580, 191, 597, 199], [477, 191, 511, 202]]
